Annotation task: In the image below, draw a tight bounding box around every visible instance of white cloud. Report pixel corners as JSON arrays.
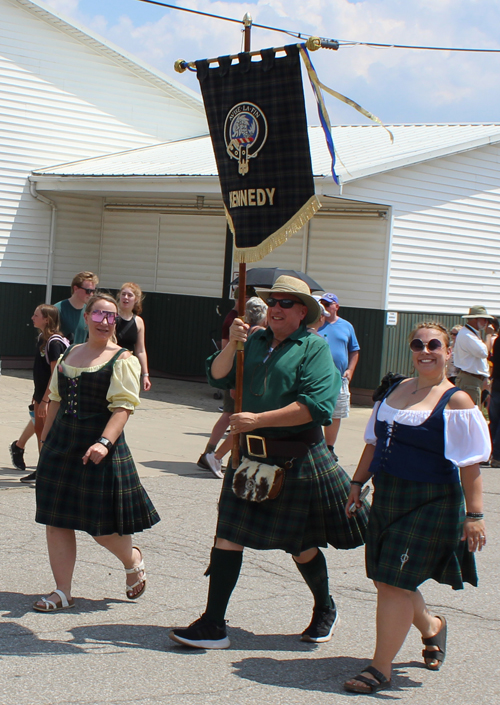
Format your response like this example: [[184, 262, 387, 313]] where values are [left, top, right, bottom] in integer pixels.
[[41, 0, 500, 124]]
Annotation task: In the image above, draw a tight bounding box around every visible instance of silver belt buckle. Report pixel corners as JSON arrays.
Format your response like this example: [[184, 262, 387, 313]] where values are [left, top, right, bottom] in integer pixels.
[[246, 435, 267, 458]]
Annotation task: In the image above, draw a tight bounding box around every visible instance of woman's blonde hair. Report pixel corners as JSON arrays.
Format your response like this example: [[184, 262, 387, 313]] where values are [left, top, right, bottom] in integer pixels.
[[85, 292, 118, 314], [35, 304, 61, 349], [85, 293, 119, 343], [118, 282, 144, 315], [409, 321, 451, 347]]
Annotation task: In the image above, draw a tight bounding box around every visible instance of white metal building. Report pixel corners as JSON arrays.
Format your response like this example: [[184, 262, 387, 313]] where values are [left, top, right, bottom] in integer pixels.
[[0, 0, 206, 290], [2, 0, 500, 384], [29, 123, 500, 314]]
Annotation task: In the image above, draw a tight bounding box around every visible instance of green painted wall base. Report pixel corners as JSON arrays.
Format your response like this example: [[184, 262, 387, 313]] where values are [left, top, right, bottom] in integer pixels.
[[0, 283, 466, 384]]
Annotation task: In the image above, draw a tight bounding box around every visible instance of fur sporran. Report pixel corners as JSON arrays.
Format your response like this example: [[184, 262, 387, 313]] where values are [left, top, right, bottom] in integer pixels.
[[232, 458, 285, 502]]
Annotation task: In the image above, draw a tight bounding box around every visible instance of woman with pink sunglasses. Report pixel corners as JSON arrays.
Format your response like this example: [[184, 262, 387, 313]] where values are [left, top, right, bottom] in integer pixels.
[[33, 293, 160, 612]]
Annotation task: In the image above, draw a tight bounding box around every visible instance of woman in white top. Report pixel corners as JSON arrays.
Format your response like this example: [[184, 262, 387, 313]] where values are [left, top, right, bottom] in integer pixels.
[[343, 321, 489, 694], [33, 293, 160, 612]]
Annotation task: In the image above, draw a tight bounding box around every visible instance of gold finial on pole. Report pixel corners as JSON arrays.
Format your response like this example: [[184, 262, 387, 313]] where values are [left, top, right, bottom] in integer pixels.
[[174, 59, 188, 73]]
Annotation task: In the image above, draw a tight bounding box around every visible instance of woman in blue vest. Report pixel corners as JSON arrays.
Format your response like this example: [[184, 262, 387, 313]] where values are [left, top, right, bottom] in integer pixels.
[[344, 321, 490, 694]]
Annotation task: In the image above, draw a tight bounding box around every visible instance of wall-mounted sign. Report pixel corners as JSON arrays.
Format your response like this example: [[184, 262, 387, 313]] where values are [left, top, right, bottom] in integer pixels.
[[386, 311, 398, 326]]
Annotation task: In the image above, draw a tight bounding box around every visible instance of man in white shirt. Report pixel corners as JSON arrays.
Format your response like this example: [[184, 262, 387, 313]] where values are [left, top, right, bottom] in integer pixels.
[[454, 305, 495, 406]]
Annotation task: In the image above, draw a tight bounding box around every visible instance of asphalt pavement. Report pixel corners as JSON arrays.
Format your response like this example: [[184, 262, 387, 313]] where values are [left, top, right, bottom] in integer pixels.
[[0, 370, 498, 705]]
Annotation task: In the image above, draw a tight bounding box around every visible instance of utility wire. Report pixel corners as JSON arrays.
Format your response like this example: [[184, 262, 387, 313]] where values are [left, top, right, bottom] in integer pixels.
[[339, 41, 500, 53], [135, 0, 500, 54]]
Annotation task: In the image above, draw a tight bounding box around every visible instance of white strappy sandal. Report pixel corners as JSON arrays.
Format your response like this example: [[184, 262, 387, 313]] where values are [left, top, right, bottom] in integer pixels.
[[33, 588, 75, 612], [125, 546, 147, 600]]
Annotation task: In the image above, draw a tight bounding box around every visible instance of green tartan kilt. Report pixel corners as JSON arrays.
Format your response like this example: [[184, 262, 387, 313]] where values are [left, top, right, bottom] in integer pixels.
[[366, 470, 477, 591], [35, 411, 160, 536], [216, 438, 369, 555]]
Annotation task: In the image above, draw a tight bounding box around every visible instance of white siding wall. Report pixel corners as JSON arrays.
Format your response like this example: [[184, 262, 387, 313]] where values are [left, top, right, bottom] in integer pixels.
[[247, 216, 389, 309], [344, 144, 500, 313], [52, 199, 227, 298], [158, 214, 227, 298], [52, 194, 102, 284], [307, 216, 389, 309], [0, 0, 206, 285], [253, 226, 307, 271]]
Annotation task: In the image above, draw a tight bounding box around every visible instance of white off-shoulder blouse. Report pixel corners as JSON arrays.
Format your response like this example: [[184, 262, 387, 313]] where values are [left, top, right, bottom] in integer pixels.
[[48, 353, 141, 412], [364, 399, 491, 467]]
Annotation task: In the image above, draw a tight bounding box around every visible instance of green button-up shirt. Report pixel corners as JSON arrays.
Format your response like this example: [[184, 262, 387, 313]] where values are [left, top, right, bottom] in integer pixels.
[[206, 324, 341, 438]]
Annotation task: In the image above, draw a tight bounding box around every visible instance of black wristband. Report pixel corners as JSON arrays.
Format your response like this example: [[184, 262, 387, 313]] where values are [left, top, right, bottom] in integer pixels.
[[97, 437, 113, 451], [350, 480, 364, 487], [466, 512, 484, 519]]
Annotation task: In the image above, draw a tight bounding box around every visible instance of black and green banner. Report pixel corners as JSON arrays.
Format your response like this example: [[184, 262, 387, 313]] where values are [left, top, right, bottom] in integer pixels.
[[196, 44, 320, 263]]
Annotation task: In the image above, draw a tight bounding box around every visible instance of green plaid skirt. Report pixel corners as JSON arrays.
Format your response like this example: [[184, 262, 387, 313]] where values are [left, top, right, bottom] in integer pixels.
[[36, 411, 160, 536], [216, 439, 368, 555], [366, 470, 477, 591]]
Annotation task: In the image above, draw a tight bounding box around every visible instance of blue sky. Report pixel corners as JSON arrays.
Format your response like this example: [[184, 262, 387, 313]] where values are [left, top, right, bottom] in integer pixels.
[[43, 0, 500, 126]]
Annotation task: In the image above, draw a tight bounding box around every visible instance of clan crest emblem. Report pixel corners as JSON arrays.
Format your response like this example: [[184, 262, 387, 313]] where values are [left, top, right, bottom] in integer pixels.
[[224, 102, 268, 175]]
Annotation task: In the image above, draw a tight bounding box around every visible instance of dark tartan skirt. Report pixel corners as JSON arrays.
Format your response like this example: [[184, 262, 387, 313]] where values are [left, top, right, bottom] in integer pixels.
[[35, 411, 160, 536], [216, 439, 369, 555], [366, 470, 477, 591]]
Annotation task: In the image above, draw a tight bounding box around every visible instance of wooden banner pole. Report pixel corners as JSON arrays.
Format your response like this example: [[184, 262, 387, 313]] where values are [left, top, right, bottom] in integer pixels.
[[231, 12, 252, 468]]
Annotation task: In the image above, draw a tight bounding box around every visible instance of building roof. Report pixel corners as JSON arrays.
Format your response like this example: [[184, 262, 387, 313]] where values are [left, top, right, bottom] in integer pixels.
[[32, 123, 500, 183], [11, 0, 204, 116]]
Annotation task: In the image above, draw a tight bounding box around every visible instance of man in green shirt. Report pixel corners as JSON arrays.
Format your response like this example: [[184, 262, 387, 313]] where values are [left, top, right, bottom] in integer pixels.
[[170, 276, 368, 650], [54, 271, 99, 344]]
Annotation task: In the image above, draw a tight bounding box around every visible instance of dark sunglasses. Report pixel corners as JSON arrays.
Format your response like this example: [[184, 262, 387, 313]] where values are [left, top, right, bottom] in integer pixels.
[[320, 300, 334, 307], [77, 284, 96, 294], [90, 310, 120, 325], [409, 338, 443, 352], [266, 298, 303, 309]]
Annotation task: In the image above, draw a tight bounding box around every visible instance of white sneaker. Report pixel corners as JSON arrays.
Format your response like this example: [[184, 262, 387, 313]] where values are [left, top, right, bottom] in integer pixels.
[[205, 452, 223, 479]]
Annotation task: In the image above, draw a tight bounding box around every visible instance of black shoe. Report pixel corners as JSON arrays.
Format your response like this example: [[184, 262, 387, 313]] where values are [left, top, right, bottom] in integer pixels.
[[301, 601, 339, 643], [10, 441, 26, 471], [197, 453, 211, 471], [20, 471, 36, 484], [169, 615, 230, 649]]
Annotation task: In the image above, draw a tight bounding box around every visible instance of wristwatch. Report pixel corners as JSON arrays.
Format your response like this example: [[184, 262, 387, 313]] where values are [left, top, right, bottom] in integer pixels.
[[97, 437, 113, 451]]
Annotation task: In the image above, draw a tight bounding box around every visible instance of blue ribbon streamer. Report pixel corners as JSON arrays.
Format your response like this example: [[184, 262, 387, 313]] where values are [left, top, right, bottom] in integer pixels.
[[299, 45, 339, 185]]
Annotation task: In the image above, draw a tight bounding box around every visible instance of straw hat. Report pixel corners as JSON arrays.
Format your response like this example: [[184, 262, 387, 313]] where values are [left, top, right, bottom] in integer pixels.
[[462, 305, 495, 320], [258, 276, 321, 325]]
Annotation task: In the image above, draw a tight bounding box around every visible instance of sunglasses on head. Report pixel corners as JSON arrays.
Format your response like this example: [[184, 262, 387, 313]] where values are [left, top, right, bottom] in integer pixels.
[[266, 297, 303, 309], [90, 310, 119, 325], [77, 284, 96, 294], [409, 338, 443, 352]]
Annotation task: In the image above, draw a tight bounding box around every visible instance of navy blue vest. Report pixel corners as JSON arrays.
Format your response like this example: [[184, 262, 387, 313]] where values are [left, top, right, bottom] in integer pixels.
[[370, 385, 460, 484]]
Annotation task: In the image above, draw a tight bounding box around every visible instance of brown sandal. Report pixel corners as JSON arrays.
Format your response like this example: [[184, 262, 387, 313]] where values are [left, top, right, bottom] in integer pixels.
[[422, 615, 447, 670], [344, 666, 391, 694]]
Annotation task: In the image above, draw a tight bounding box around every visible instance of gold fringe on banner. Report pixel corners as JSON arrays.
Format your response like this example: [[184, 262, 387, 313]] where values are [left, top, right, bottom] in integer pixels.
[[228, 195, 322, 264]]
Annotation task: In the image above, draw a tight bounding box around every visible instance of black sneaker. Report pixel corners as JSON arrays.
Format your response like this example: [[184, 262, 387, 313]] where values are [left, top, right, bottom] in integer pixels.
[[10, 441, 26, 471], [301, 601, 339, 643], [197, 453, 211, 471], [169, 615, 230, 649], [20, 471, 36, 484]]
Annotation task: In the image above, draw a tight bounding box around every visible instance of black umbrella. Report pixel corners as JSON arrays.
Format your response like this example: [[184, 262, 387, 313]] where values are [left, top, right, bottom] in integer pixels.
[[231, 267, 323, 292]]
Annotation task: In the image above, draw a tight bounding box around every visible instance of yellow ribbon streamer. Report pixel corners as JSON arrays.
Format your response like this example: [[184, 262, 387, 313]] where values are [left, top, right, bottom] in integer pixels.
[[299, 46, 394, 144]]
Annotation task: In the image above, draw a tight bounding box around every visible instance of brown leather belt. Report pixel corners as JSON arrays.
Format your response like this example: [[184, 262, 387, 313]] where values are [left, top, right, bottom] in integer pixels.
[[457, 369, 488, 380], [241, 427, 323, 459]]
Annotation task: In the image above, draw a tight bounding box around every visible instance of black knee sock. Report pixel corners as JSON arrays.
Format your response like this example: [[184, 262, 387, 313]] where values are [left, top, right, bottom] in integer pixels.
[[204, 547, 243, 627], [294, 549, 333, 610]]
